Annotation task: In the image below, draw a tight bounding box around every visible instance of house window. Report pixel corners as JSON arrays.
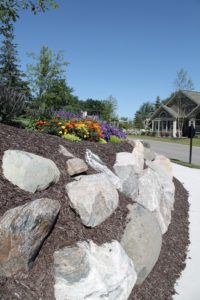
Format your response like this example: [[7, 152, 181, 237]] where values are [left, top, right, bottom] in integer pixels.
[[159, 111, 166, 118]]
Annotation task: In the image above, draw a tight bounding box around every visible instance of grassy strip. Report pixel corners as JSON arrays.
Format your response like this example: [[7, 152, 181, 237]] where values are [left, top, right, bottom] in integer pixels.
[[170, 158, 200, 169], [128, 134, 200, 147]]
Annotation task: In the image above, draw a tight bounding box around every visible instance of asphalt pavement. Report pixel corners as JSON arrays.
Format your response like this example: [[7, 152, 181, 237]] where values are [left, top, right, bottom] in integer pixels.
[[128, 138, 200, 165]]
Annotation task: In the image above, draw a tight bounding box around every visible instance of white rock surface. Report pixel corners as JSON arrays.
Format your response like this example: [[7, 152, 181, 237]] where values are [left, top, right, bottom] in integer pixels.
[[66, 157, 88, 176], [113, 152, 139, 199], [136, 167, 173, 234], [121, 203, 162, 284], [131, 140, 144, 173], [65, 173, 119, 227], [147, 154, 173, 178], [146, 157, 175, 211], [54, 240, 137, 300], [85, 149, 122, 191], [58, 145, 74, 158], [2, 150, 60, 193]]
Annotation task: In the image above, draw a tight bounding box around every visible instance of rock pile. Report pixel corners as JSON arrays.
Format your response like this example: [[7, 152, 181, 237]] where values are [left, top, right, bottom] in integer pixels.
[[0, 140, 175, 299]]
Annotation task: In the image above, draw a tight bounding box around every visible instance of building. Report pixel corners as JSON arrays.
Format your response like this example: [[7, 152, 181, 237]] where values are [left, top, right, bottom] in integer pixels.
[[151, 90, 200, 137]]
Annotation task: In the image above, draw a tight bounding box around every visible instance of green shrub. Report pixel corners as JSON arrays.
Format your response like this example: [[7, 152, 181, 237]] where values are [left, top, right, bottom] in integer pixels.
[[62, 133, 81, 142], [99, 137, 107, 144], [0, 86, 27, 122], [109, 135, 122, 143]]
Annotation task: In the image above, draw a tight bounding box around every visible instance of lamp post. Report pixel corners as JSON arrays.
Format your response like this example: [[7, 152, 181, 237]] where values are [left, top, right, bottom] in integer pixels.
[[188, 122, 195, 164]]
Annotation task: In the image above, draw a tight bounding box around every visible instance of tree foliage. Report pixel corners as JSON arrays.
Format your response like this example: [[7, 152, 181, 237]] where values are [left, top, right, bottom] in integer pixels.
[[101, 95, 118, 122], [133, 101, 154, 129], [27, 46, 69, 103], [0, 0, 58, 36], [0, 26, 30, 95]]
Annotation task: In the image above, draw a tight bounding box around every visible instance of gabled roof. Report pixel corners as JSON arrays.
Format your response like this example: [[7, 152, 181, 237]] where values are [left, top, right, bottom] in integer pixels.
[[181, 90, 200, 105], [151, 104, 178, 120]]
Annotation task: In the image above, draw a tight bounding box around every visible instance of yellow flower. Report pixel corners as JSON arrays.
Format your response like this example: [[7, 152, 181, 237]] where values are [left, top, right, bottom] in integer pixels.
[[61, 125, 65, 129]]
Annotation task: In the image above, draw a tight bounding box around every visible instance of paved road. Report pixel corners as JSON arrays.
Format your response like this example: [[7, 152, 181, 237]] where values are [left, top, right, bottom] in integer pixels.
[[129, 138, 200, 165]]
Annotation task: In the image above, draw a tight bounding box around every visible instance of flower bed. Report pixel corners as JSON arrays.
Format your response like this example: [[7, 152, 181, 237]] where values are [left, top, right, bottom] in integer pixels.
[[30, 110, 126, 142]]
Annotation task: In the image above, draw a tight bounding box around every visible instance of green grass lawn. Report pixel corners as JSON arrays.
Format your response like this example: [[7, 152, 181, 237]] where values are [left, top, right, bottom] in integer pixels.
[[128, 134, 200, 147]]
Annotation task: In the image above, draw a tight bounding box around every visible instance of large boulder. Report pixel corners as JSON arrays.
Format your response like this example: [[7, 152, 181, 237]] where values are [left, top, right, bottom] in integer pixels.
[[65, 173, 119, 227], [85, 149, 122, 191], [54, 240, 137, 300], [146, 156, 175, 211], [136, 168, 173, 233], [2, 150, 60, 193], [121, 203, 162, 285], [113, 152, 139, 200], [0, 198, 60, 277], [66, 157, 88, 176]]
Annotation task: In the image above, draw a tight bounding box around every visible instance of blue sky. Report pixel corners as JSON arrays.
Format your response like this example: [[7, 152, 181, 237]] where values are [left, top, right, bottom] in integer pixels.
[[13, 0, 200, 118]]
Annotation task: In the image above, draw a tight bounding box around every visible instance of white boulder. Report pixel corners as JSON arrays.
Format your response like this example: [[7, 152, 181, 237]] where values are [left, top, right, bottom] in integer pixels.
[[136, 168, 173, 234], [54, 240, 137, 300], [85, 149, 122, 191], [113, 152, 139, 200]]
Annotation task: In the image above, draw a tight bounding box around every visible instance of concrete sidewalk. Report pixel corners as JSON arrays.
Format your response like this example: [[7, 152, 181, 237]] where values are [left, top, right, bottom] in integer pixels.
[[172, 163, 200, 300]]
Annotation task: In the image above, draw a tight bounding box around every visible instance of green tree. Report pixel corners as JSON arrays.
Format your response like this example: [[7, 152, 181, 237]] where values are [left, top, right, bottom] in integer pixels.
[[80, 99, 103, 116], [101, 95, 118, 122], [0, 25, 30, 95], [27, 46, 69, 107], [41, 79, 76, 109], [155, 96, 161, 109], [133, 111, 144, 129], [133, 101, 154, 129], [0, 0, 58, 36]]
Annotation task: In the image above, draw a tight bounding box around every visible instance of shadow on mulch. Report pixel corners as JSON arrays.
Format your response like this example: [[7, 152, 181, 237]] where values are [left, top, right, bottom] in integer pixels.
[[0, 123, 190, 300]]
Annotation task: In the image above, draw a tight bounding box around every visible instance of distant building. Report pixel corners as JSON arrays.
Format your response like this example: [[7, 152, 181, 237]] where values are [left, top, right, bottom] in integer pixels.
[[151, 90, 200, 137]]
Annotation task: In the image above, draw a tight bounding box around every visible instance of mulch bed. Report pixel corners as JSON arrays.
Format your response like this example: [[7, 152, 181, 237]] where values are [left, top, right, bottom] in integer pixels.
[[0, 123, 190, 300]]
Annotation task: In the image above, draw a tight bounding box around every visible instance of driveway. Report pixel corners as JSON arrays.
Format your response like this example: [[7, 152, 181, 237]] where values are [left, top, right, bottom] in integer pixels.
[[128, 138, 200, 165]]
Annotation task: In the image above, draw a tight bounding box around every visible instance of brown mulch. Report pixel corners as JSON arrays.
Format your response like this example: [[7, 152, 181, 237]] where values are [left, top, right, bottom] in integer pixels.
[[0, 123, 190, 300]]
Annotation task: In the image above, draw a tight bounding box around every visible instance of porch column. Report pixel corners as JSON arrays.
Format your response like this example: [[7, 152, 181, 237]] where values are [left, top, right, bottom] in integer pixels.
[[152, 120, 154, 132], [158, 120, 160, 136], [173, 120, 177, 137]]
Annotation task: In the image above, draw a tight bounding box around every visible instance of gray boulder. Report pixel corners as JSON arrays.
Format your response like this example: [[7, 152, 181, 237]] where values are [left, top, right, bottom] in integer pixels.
[[2, 150, 60, 193], [0, 198, 60, 277], [121, 203, 162, 285], [66, 157, 88, 176], [113, 152, 139, 200], [54, 240, 137, 300], [85, 149, 122, 191], [65, 173, 119, 227]]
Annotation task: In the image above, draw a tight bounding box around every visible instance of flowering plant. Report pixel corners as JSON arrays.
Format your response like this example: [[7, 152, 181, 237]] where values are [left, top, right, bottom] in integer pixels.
[[30, 111, 126, 142]]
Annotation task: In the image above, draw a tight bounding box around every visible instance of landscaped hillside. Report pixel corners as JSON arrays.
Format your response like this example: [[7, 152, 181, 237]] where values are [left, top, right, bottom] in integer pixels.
[[0, 123, 189, 299]]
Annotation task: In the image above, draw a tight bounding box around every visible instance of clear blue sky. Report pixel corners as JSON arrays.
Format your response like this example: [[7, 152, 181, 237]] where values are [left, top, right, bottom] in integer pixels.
[[14, 0, 200, 119]]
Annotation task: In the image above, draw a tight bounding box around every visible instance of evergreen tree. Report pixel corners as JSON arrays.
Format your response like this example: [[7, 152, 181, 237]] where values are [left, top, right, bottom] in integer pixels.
[[155, 96, 161, 109], [0, 24, 30, 95]]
